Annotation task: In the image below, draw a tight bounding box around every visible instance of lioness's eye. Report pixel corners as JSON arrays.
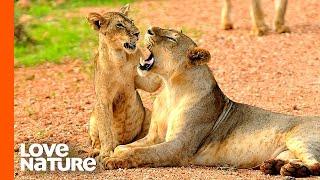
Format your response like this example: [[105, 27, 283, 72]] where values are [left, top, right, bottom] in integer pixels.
[[166, 36, 177, 43], [116, 23, 125, 28]]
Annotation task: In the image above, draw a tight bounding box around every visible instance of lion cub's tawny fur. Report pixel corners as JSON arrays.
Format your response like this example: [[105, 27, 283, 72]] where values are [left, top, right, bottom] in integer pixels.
[[221, 0, 290, 36], [104, 27, 320, 178], [87, 5, 161, 158]]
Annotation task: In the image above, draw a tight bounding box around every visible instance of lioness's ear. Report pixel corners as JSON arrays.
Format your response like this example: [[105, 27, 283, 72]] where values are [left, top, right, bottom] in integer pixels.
[[87, 12, 106, 31], [119, 4, 130, 16], [187, 47, 211, 66]]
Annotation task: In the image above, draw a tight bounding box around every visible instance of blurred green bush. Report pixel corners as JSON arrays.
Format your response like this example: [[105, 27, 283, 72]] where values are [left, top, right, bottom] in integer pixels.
[[14, 0, 132, 66]]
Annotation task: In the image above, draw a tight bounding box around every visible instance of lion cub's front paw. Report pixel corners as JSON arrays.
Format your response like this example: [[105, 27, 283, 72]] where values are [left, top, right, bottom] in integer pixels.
[[275, 25, 290, 34], [251, 25, 269, 36], [101, 157, 136, 170], [96, 150, 113, 164]]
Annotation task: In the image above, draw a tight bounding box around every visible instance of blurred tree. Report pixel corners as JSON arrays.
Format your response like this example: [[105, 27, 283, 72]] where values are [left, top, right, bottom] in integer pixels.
[[14, 5, 33, 44]]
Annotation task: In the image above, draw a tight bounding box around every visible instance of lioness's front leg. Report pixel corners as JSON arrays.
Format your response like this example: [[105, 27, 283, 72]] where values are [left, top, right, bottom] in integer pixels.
[[134, 73, 162, 93], [113, 115, 161, 154], [250, 0, 269, 36], [220, 0, 233, 30], [104, 115, 214, 169], [102, 121, 163, 169], [274, 0, 290, 33], [104, 140, 183, 169]]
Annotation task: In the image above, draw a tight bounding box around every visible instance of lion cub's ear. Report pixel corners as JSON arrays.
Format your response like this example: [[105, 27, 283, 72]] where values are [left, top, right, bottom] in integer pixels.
[[187, 47, 211, 66], [119, 4, 130, 16], [87, 12, 106, 31]]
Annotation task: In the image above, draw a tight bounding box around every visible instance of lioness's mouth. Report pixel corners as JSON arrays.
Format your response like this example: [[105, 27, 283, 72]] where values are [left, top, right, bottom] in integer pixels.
[[139, 52, 154, 71], [124, 42, 136, 50]]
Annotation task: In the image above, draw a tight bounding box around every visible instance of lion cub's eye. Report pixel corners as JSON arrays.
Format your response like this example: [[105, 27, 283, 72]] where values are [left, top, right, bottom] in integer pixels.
[[166, 36, 177, 43], [116, 23, 125, 28]]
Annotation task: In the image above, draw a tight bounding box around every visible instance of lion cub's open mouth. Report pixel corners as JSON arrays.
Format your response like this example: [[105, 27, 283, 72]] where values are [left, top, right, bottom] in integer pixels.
[[139, 52, 154, 71]]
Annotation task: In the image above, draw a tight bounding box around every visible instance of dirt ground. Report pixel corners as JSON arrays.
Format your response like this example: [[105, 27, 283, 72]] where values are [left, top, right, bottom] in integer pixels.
[[14, 0, 320, 179]]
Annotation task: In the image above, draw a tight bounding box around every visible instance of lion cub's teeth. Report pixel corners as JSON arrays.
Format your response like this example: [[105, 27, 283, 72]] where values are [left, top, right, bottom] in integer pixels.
[[140, 57, 145, 65]]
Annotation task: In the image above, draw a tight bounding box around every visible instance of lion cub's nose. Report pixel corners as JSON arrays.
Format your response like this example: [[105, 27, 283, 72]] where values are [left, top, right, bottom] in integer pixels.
[[147, 29, 155, 36]]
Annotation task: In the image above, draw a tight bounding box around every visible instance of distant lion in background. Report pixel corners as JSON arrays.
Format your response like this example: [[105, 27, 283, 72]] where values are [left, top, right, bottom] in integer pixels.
[[220, 0, 290, 36]]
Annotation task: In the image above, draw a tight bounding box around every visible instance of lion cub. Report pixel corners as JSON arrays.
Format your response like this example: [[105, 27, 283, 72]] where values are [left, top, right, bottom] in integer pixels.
[[86, 5, 161, 159], [221, 0, 290, 36], [104, 27, 319, 178]]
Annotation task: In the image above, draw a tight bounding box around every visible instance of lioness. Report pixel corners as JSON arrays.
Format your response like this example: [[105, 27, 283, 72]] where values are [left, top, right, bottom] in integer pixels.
[[87, 5, 161, 158], [221, 0, 290, 36], [103, 27, 320, 177]]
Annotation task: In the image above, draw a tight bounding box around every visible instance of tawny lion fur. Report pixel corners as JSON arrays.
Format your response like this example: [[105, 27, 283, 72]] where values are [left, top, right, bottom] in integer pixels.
[[221, 0, 290, 36], [87, 5, 162, 158], [102, 27, 320, 177]]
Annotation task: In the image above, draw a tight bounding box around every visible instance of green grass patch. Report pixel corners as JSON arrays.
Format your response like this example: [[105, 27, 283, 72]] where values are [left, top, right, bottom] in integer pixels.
[[64, 0, 133, 8], [15, 17, 97, 66], [14, 0, 133, 67], [20, 0, 133, 17]]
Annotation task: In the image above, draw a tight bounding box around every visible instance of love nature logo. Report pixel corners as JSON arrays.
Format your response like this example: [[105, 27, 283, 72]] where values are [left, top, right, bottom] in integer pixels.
[[19, 143, 96, 172]]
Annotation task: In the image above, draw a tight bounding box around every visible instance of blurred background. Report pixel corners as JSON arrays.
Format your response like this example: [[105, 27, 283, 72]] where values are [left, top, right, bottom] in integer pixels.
[[14, 1, 320, 178]]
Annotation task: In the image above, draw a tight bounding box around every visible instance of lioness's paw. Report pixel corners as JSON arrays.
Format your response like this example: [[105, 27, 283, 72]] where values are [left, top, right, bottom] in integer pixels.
[[275, 25, 290, 34], [102, 157, 136, 170], [280, 162, 310, 177], [221, 23, 233, 30], [260, 159, 286, 175], [251, 25, 269, 36], [309, 163, 320, 176]]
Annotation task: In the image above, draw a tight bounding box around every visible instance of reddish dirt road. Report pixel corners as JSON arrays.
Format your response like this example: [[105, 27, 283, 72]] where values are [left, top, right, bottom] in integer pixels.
[[14, 0, 320, 179]]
